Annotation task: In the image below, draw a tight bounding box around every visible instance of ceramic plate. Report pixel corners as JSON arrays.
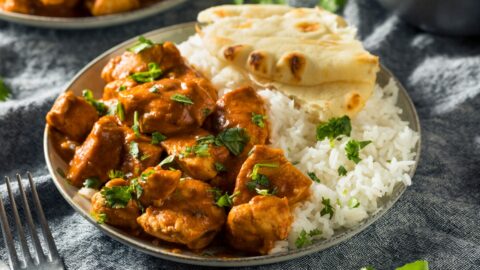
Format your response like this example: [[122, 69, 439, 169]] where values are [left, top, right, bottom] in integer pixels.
[[43, 22, 421, 267], [0, 0, 186, 29]]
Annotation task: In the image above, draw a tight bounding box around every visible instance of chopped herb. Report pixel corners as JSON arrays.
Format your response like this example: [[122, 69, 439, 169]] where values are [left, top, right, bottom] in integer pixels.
[[170, 94, 194, 105], [345, 139, 371, 163], [180, 146, 193, 158], [130, 62, 163, 83], [216, 127, 250, 156], [396, 260, 429, 270], [348, 197, 360, 208], [320, 197, 334, 219], [130, 178, 143, 199], [132, 111, 141, 137], [196, 135, 215, 145], [159, 154, 175, 167], [246, 171, 271, 191], [292, 161, 300, 165], [251, 112, 267, 128], [56, 168, 66, 178], [316, 115, 351, 141], [101, 186, 132, 208], [129, 141, 139, 159], [82, 89, 107, 115], [149, 85, 159, 93], [151, 132, 166, 145], [307, 172, 321, 183], [193, 143, 210, 157], [0, 77, 11, 101], [295, 228, 321, 248], [83, 178, 101, 189], [309, 229, 322, 237], [318, 0, 347, 13], [210, 189, 239, 208], [108, 170, 125, 179], [128, 36, 154, 54], [214, 162, 227, 172], [202, 108, 212, 116], [91, 212, 107, 224], [140, 153, 151, 161], [250, 163, 279, 181], [140, 170, 155, 182], [116, 102, 125, 121], [338, 165, 347, 176], [117, 85, 126, 92], [255, 187, 277, 196]]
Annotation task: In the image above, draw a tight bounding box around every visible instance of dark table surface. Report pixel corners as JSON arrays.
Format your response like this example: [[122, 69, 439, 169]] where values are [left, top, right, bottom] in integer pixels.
[[0, 0, 479, 269]]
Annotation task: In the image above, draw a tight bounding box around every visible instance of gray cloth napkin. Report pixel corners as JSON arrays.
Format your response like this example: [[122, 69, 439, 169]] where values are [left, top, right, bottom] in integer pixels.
[[0, 0, 479, 269]]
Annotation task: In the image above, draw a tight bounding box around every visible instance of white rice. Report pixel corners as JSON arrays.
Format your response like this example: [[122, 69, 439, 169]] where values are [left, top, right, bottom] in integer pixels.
[[178, 35, 419, 252]]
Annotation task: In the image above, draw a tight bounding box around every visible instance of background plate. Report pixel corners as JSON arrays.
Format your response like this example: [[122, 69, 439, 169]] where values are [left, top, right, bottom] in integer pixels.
[[0, 0, 186, 29], [44, 22, 421, 267]]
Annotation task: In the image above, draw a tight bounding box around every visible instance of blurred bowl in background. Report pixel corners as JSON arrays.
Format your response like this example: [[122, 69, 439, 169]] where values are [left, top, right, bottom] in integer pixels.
[[376, 0, 480, 36]]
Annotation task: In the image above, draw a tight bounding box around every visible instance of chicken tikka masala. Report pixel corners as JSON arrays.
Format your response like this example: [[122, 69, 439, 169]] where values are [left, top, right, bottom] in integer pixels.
[[46, 37, 312, 255]]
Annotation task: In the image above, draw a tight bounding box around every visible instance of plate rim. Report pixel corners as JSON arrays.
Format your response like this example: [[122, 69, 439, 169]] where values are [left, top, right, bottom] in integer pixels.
[[0, 0, 187, 29], [43, 22, 422, 267]]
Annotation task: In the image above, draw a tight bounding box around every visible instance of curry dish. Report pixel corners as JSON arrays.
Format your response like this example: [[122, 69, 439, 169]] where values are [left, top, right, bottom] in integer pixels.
[[46, 37, 312, 254], [0, 0, 161, 17]]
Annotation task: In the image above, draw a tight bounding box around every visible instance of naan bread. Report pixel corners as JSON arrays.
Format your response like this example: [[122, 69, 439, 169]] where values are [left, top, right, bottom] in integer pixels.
[[197, 5, 379, 119]]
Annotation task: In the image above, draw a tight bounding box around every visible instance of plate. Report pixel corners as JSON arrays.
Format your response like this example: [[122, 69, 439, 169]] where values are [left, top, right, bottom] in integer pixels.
[[43, 22, 421, 266], [0, 0, 186, 29]]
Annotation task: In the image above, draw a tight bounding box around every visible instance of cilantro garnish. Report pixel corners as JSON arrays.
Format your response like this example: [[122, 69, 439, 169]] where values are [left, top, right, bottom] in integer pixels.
[[130, 62, 163, 83], [128, 36, 154, 54], [255, 187, 277, 196], [170, 94, 194, 105], [210, 188, 239, 208], [83, 178, 101, 189], [132, 111, 141, 137], [129, 141, 139, 159], [316, 115, 351, 141], [348, 197, 360, 208], [101, 186, 132, 208], [216, 127, 250, 156], [307, 172, 321, 183], [295, 228, 322, 248], [108, 170, 125, 179], [130, 178, 143, 199], [151, 132, 166, 145], [251, 112, 267, 128], [91, 212, 107, 224], [149, 85, 159, 93], [214, 162, 227, 172], [345, 139, 371, 163], [320, 197, 334, 219], [82, 89, 107, 115], [159, 154, 175, 167], [0, 77, 11, 101], [193, 143, 210, 157], [117, 85, 126, 92], [338, 165, 347, 176], [116, 102, 125, 121]]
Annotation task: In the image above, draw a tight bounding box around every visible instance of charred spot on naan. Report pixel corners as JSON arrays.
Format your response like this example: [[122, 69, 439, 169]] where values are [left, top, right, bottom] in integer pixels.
[[285, 53, 307, 81], [345, 92, 363, 113], [224, 45, 244, 61], [295, 21, 322, 33], [248, 51, 273, 74]]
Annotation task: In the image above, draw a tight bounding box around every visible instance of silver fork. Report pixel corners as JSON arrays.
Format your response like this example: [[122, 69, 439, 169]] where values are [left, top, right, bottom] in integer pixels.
[[0, 173, 64, 270]]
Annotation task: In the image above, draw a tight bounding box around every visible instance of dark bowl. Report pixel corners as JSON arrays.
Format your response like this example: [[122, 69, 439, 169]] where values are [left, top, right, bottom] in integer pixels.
[[376, 0, 480, 36]]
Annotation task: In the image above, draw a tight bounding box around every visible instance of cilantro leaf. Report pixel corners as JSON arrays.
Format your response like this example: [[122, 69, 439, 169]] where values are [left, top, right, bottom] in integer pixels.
[[338, 165, 347, 176], [348, 197, 360, 208], [130, 62, 163, 83], [91, 212, 107, 224], [396, 260, 429, 270], [215, 162, 227, 172], [316, 115, 351, 141], [128, 36, 154, 54], [0, 77, 11, 101], [216, 127, 250, 156], [320, 197, 334, 219], [151, 132, 166, 145], [251, 112, 267, 128], [132, 111, 141, 137], [140, 169, 155, 182], [214, 191, 239, 208], [108, 170, 125, 179], [255, 187, 277, 196], [82, 89, 107, 115], [83, 178, 101, 189], [117, 85, 126, 92], [345, 139, 371, 164], [159, 154, 175, 167], [295, 229, 311, 248], [193, 143, 210, 157], [307, 172, 321, 183], [170, 94, 194, 105], [101, 186, 132, 208], [116, 102, 125, 121], [130, 178, 143, 199]]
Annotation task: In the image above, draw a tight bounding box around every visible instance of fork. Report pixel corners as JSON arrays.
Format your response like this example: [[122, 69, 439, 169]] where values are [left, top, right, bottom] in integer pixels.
[[0, 173, 64, 270]]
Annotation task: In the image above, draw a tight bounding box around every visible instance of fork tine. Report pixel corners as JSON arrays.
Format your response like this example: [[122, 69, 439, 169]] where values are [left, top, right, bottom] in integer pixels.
[[27, 172, 60, 261], [16, 174, 46, 264], [6, 176, 33, 266], [0, 178, 20, 269]]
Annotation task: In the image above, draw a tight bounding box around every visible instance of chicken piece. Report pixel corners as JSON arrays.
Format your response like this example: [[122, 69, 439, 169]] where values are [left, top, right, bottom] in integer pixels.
[[214, 86, 269, 153], [117, 78, 216, 136], [136, 167, 181, 207], [1, 0, 31, 13], [226, 196, 292, 255], [46, 91, 99, 142], [39, 0, 78, 7], [91, 178, 141, 229], [233, 145, 311, 206], [101, 42, 182, 83], [120, 128, 163, 177], [161, 129, 229, 181], [137, 179, 226, 250], [86, 0, 139, 16], [102, 77, 138, 100], [67, 116, 124, 187], [49, 128, 79, 162]]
